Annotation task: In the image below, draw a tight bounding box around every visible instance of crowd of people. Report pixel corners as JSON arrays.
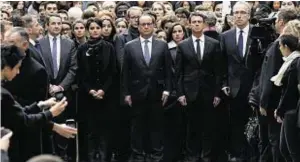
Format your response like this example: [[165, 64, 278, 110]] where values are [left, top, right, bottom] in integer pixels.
[[1, 1, 300, 162]]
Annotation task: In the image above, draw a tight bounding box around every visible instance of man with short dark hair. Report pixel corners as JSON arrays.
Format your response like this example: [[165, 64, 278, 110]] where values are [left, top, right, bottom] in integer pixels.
[[44, 1, 58, 15], [122, 14, 172, 162], [176, 12, 222, 162]]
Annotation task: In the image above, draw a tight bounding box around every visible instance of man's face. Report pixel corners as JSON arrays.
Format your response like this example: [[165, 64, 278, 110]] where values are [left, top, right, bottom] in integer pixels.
[[62, 23, 72, 38], [102, 2, 116, 13], [129, 10, 142, 28], [275, 17, 284, 34], [1, 3, 13, 13], [59, 13, 68, 21], [47, 16, 62, 36], [29, 18, 41, 38], [190, 16, 205, 33], [45, 3, 58, 15], [138, 16, 154, 37], [233, 4, 250, 28], [116, 5, 129, 18], [214, 3, 223, 18]]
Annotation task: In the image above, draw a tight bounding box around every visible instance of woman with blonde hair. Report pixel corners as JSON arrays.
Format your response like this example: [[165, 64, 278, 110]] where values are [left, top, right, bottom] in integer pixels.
[[273, 19, 300, 162]]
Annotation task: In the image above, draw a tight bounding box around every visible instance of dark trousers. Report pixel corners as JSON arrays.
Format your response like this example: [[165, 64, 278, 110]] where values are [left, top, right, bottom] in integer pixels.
[[87, 98, 115, 162], [184, 94, 215, 161], [131, 98, 164, 161], [280, 109, 300, 162], [228, 93, 252, 159], [114, 104, 131, 162], [162, 102, 183, 162], [258, 112, 282, 162], [213, 99, 230, 162]]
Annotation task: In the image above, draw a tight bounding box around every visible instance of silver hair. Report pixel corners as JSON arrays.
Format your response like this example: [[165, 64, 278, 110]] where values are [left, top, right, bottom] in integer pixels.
[[233, 1, 251, 14]]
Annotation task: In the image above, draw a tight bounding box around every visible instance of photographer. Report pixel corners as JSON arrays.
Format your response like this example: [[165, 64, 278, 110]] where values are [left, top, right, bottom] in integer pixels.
[[1, 44, 76, 162], [257, 8, 298, 162]]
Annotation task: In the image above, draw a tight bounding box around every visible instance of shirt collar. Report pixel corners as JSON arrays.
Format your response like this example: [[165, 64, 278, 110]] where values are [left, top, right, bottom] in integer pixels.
[[236, 24, 250, 34], [168, 40, 177, 49], [140, 36, 153, 43], [192, 34, 205, 43], [48, 34, 60, 40], [29, 39, 35, 46]]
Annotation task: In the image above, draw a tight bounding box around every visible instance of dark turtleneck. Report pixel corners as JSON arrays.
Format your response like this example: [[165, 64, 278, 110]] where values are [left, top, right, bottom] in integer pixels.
[[128, 26, 139, 39]]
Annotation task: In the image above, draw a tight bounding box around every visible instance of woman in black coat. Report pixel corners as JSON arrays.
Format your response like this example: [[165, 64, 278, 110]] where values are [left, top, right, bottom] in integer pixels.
[[1, 45, 71, 162], [77, 17, 117, 162], [272, 34, 300, 162]]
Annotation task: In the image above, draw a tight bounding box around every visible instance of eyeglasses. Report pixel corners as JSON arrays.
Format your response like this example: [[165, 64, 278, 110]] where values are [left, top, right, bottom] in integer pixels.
[[140, 23, 153, 27]]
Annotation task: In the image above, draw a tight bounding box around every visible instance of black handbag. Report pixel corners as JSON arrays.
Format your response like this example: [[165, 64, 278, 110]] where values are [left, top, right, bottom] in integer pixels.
[[245, 110, 259, 147]]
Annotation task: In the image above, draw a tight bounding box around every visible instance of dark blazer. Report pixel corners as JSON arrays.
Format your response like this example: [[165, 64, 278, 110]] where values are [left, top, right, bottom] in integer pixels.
[[39, 35, 77, 91], [29, 42, 46, 67], [122, 37, 172, 102], [176, 36, 223, 102], [220, 26, 255, 98], [259, 40, 284, 109], [1, 86, 53, 162], [77, 39, 117, 96], [276, 58, 300, 118], [3, 50, 48, 106], [115, 30, 135, 68]]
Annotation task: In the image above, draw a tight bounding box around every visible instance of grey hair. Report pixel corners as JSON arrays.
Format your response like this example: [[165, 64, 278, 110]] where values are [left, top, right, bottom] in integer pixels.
[[9, 27, 29, 41], [205, 11, 217, 27], [233, 1, 251, 14]]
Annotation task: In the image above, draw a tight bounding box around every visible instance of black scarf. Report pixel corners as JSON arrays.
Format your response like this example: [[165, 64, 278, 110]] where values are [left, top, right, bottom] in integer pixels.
[[128, 27, 139, 39], [86, 37, 105, 57]]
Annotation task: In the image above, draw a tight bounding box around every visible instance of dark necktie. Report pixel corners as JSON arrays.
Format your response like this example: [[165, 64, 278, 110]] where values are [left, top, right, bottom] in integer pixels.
[[144, 39, 150, 65], [238, 30, 244, 58], [34, 40, 42, 53], [196, 39, 201, 61], [52, 37, 58, 78]]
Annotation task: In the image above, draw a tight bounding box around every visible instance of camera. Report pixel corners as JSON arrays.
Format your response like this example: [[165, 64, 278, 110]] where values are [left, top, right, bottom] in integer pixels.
[[66, 119, 76, 128], [54, 91, 65, 101]]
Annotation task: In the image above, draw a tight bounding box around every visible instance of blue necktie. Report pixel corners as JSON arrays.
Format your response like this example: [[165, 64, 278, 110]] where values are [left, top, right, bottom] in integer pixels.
[[52, 37, 58, 78], [144, 39, 150, 65], [34, 40, 42, 53], [238, 30, 244, 58]]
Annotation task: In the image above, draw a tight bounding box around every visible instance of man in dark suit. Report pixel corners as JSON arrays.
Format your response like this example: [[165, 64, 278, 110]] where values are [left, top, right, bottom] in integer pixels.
[[220, 2, 255, 161], [175, 12, 222, 162], [114, 6, 143, 161], [122, 14, 172, 162], [38, 13, 77, 159]]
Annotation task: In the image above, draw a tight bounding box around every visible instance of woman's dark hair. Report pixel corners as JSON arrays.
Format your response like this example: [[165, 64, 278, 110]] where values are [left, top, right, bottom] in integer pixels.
[[167, 22, 188, 43], [85, 17, 102, 29], [102, 18, 116, 43], [175, 1, 196, 12], [115, 18, 128, 28], [1, 45, 24, 70], [222, 14, 232, 32], [72, 19, 85, 31], [279, 34, 300, 51]]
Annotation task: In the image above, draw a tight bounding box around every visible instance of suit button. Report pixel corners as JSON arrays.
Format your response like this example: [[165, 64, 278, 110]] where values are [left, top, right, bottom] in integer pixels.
[[147, 78, 150, 83], [96, 62, 99, 64], [97, 70, 99, 72]]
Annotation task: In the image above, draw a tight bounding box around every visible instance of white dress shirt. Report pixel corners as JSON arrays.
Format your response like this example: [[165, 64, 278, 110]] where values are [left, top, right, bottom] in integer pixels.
[[192, 34, 205, 60], [48, 34, 61, 70], [140, 36, 153, 57], [29, 39, 36, 46], [236, 24, 250, 57]]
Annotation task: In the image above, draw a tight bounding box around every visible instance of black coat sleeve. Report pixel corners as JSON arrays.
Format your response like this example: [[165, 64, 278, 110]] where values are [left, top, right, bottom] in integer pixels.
[[121, 43, 131, 96], [175, 43, 184, 97], [259, 41, 283, 109]]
